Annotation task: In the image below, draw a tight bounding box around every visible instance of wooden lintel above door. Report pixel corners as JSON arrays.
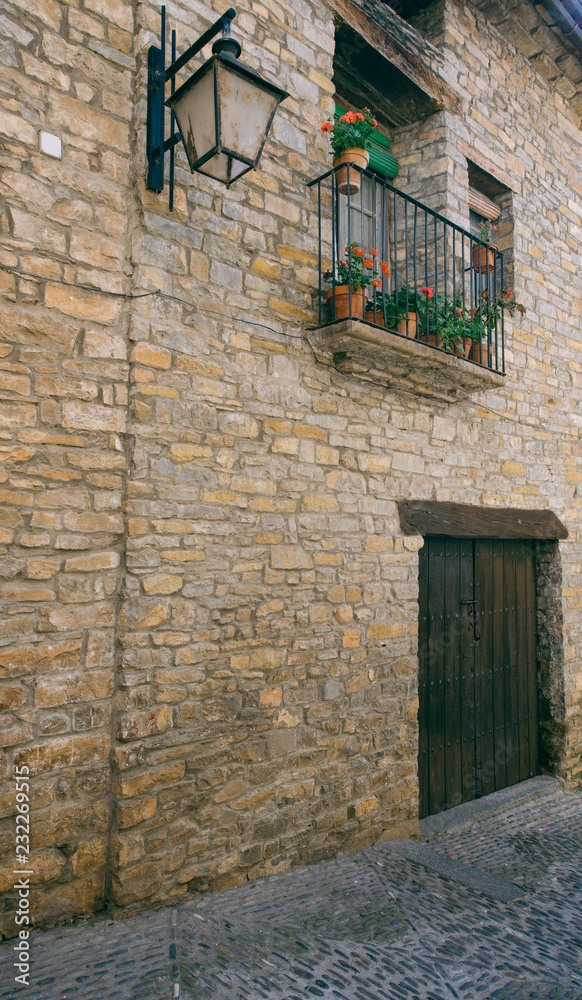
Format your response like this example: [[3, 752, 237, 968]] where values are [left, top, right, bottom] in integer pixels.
[[398, 500, 568, 540]]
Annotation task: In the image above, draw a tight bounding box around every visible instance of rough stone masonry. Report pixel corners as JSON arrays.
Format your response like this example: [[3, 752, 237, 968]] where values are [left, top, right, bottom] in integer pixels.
[[0, 0, 580, 935]]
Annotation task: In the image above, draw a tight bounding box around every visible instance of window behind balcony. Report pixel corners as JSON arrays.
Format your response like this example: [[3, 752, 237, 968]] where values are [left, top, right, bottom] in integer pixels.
[[467, 161, 514, 285], [334, 104, 398, 265], [339, 176, 385, 260]]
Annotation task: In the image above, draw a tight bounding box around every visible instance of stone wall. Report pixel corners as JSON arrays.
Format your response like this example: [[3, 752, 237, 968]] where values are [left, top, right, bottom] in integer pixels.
[[0, 0, 580, 935], [0, 0, 134, 935]]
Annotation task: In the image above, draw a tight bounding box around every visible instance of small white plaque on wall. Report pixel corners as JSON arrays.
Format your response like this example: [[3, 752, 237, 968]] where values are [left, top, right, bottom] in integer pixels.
[[40, 132, 62, 159]]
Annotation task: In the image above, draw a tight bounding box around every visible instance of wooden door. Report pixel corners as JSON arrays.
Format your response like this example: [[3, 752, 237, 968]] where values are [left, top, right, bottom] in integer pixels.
[[418, 537, 538, 818]]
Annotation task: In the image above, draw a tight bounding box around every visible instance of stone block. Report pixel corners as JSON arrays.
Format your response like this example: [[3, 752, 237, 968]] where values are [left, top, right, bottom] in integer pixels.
[[117, 798, 157, 829], [131, 342, 172, 369], [143, 575, 182, 595], [13, 733, 109, 775], [260, 687, 283, 707], [35, 671, 112, 708], [0, 402, 36, 426], [112, 862, 162, 905], [45, 284, 121, 323], [251, 647, 287, 673], [117, 761, 185, 798], [84, 329, 127, 359], [62, 401, 126, 432], [71, 837, 107, 876], [352, 796, 379, 817], [64, 551, 120, 572], [214, 778, 246, 803], [271, 546, 313, 569]]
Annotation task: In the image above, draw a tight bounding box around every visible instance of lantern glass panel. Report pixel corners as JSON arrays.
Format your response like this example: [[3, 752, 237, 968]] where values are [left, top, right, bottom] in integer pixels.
[[196, 152, 248, 183], [217, 62, 280, 163], [171, 63, 216, 171]]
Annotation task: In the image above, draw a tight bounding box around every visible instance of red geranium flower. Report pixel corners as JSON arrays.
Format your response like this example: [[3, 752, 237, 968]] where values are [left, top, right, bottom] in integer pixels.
[[420, 286, 433, 299]]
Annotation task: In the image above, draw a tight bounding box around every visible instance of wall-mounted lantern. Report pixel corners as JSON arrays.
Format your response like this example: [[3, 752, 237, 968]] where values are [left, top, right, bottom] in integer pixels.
[[147, 6, 288, 209]]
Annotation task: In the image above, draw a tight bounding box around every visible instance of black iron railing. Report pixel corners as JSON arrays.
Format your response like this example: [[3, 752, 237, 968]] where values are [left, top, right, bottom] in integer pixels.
[[308, 164, 506, 374]]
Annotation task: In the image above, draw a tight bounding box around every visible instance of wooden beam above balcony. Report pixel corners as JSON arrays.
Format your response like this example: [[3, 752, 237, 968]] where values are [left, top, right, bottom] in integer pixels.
[[327, 0, 461, 126]]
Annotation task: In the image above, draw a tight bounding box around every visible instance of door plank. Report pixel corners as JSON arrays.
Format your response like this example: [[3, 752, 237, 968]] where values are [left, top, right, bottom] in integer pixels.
[[459, 538, 476, 805], [491, 539, 507, 790], [418, 541, 430, 818], [443, 537, 462, 810], [515, 540, 530, 782], [426, 537, 446, 816], [524, 542, 539, 777], [475, 539, 495, 796], [503, 541, 520, 787]]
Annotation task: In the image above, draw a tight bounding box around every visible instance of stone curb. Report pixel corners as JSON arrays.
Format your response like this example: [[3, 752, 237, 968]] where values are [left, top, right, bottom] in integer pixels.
[[418, 775, 563, 837], [377, 838, 528, 902]]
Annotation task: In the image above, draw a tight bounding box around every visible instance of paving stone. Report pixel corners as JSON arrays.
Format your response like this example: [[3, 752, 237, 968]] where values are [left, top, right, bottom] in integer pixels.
[[0, 784, 580, 999]]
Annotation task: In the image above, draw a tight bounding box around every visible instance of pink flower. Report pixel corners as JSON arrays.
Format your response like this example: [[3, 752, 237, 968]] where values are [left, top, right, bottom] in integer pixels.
[[420, 286, 433, 299]]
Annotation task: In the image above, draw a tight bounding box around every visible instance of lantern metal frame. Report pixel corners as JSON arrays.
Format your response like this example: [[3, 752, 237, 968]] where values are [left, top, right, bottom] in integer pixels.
[[146, 5, 288, 209]]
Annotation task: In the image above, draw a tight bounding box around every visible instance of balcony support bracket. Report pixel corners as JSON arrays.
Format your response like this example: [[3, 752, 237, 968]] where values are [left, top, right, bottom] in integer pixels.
[[309, 319, 506, 402]]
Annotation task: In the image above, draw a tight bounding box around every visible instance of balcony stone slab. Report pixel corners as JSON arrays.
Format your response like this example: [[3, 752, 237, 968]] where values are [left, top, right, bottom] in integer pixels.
[[308, 319, 506, 402]]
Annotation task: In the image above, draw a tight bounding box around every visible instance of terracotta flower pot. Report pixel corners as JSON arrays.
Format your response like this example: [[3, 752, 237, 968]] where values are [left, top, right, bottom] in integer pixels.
[[472, 243, 497, 274], [415, 331, 438, 347], [333, 148, 370, 196], [365, 308, 385, 327], [465, 341, 490, 365], [396, 312, 418, 337], [326, 285, 365, 320]]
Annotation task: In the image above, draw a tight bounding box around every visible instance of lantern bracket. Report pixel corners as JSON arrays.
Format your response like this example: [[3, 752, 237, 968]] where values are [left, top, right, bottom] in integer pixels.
[[146, 5, 237, 208]]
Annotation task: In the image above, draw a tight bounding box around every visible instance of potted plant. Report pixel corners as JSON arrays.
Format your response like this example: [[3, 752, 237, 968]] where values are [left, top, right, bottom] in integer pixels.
[[365, 285, 399, 328], [466, 288, 525, 365], [364, 285, 436, 337], [472, 220, 498, 274], [435, 306, 479, 354], [324, 244, 390, 320], [392, 286, 434, 337], [321, 108, 378, 195]]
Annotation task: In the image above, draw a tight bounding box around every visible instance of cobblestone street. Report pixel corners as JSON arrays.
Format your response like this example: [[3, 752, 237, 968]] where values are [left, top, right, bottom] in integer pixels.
[[1, 777, 581, 1000]]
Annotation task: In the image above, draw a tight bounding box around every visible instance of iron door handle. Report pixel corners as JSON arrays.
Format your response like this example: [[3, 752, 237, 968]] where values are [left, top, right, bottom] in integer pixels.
[[461, 599, 480, 641]]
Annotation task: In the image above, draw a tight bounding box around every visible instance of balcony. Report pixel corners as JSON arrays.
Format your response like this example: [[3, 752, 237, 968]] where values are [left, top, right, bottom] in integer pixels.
[[307, 164, 511, 402]]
